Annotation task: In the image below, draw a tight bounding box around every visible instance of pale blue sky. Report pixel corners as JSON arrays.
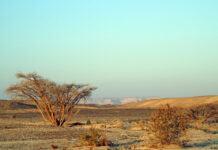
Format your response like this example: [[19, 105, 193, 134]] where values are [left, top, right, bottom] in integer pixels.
[[1, 0, 218, 99]]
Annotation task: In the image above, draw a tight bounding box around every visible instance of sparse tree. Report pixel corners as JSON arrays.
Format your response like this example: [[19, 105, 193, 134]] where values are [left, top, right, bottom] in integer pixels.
[[5, 73, 96, 127]]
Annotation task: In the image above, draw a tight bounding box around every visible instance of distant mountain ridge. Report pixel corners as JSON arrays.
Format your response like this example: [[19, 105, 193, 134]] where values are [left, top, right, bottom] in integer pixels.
[[1, 95, 218, 110], [88, 97, 152, 104], [118, 95, 218, 108]]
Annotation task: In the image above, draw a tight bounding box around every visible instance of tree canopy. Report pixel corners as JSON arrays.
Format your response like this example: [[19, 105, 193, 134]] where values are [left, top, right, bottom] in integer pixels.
[[6, 73, 96, 126]]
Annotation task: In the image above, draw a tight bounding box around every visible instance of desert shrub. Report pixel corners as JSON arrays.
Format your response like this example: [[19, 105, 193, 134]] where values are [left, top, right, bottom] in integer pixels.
[[5, 72, 96, 126], [147, 104, 190, 146], [86, 119, 91, 125], [10, 114, 16, 119], [51, 144, 58, 149], [137, 120, 146, 130], [188, 104, 218, 124], [78, 127, 112, 147]]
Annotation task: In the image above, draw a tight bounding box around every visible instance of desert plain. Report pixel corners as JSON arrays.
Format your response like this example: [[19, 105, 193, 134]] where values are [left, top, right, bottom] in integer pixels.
[[0, 95, 217, 150]]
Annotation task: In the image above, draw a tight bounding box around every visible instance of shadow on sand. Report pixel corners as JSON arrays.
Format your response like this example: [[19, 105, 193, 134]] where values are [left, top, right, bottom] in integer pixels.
[[184, 141, 218, 148], [112, 140, 143, 147], [202, 129, 218, 134]]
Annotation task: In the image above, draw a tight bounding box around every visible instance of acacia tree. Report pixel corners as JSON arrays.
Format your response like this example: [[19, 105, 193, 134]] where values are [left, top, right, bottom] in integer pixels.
[[6, 73, 96, 126]]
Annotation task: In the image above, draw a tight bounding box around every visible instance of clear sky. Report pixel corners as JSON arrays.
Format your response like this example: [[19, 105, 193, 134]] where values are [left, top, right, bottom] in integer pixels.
[[0, 0, 218, 99]]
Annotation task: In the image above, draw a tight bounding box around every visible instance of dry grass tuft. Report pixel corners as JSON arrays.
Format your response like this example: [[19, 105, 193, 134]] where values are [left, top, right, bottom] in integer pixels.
[[137, 120, 146, 130], [10, 114, 16, 119], [147, 104, 190, 147], [51, 144, 58, 149], [78, 127, 113, 147]]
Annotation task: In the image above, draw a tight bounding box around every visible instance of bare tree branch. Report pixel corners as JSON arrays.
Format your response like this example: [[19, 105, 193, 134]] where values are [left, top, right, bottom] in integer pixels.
[[5, 72, 96, 127]]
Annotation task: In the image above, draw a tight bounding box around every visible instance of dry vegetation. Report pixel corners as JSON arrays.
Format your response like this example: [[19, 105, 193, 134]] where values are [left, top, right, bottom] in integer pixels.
[[188, 103, 218, 124], [146, 104, 190, 147], [0, 100, 217, 150], [78, 127, 113, 147], [5, 73, 96, 126]]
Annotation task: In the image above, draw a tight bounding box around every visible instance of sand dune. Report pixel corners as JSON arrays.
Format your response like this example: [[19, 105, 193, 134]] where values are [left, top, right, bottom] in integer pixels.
[[118, 95, 218, 108]]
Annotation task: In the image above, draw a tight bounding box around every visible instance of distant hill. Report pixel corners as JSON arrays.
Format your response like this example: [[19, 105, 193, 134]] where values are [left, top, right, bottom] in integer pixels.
[[118, 95, 218, 108], [0, 99, 36, 110], [1, 95, 218, 110], [0, 99, 116, 110]]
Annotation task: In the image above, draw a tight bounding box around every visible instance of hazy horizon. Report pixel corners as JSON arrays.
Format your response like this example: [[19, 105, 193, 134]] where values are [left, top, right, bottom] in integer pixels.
[[1, 0, 218, 99]]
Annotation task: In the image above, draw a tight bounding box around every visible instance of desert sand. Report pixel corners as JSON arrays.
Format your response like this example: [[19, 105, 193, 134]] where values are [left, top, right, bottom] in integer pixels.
[[0, 96, 217, 150]]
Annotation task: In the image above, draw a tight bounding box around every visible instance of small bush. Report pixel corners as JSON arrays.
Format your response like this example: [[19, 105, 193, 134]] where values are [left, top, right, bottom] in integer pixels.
[[78, 128, 112, 147], [147, 104, 190, 146], [136, 120, 146, 130], [86, 119, 91, 125], [51, 145, 58, 149], [109, 119, 124, 128], [10, 114, 16, 119], [188, 104, 218, 124]]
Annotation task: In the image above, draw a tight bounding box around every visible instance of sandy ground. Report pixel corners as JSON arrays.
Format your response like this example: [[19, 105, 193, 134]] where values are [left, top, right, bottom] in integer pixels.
[[0, 108, 217, 150]]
